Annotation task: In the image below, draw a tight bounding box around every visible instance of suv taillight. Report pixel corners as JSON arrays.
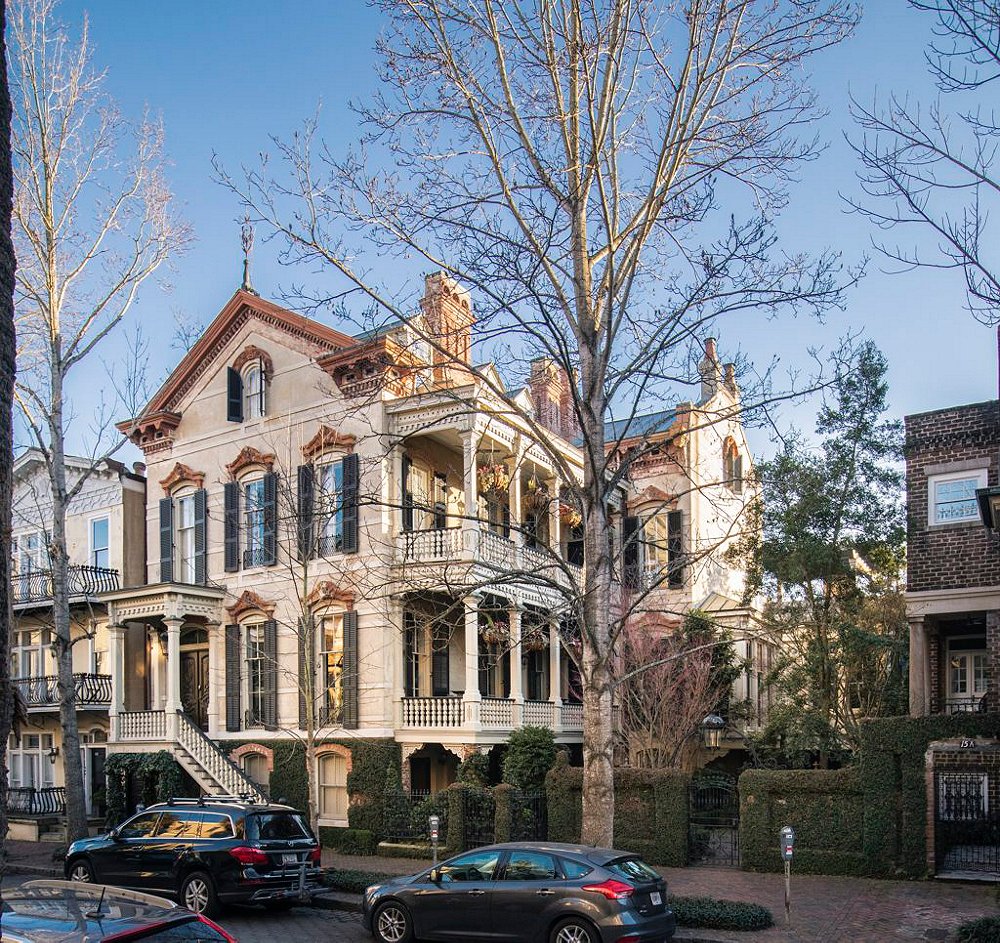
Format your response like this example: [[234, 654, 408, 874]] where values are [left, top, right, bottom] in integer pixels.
[[582, 879, 634, 901], [308, 847, 322, 864], [229, 845, 270, 866]]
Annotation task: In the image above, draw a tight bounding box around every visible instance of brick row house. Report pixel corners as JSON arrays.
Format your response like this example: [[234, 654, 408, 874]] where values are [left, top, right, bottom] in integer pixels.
[[23, 272, 765, 830]]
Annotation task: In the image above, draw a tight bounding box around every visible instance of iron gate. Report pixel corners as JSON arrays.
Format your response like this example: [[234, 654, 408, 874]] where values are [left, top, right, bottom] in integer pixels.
[[935, 771, 1000, 875], [510, 790, 547, 842], [688, 772, 740, 867], [461, 787, 496, 849]]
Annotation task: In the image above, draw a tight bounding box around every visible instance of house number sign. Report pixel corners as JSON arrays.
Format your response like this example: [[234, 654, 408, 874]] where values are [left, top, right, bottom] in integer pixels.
[[960, 738, 978, 749]]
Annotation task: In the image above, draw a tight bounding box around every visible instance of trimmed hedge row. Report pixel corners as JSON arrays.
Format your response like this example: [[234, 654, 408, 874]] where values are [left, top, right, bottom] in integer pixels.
[[545, 755, 690, 866], [956, 916, 1000, 942], [739, 768, 866, 875], [318, 826, 378, 856], [669, 896, 773, 931], [104, 752, 192, 825]]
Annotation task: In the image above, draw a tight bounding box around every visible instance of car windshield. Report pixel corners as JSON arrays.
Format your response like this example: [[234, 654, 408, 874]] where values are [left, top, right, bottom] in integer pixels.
[[607, 857, 660, 884], [246, 811, 311, 841]]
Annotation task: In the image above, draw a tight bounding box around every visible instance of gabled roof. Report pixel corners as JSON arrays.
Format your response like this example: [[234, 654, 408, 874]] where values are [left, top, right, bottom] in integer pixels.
[[602, 408, 679, 445], [136, 289, 356, 418]]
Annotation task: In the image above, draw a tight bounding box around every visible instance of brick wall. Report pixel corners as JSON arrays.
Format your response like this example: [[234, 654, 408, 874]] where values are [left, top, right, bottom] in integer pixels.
[[905, 400, 1000, 592]]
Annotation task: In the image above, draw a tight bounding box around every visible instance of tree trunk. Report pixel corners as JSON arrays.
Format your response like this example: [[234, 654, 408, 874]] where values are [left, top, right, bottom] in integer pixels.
[[0, 0, 17, 879]]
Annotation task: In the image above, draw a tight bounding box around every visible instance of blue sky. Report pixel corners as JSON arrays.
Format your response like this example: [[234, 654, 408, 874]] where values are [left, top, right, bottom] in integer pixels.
[[52, 1, 995, 459]]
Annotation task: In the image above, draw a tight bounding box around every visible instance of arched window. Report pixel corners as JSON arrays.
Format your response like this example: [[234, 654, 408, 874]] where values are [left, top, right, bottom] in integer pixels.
[[723, 438, 743, 493], [243, 361, 266, 420], [318, 750, 349, 821], [242, 752, 269, 787]]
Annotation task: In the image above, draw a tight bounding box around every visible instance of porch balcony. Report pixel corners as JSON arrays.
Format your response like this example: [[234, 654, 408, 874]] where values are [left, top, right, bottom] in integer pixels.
[[14, 673, 112, 710], [12, 565, 120, 609], [8, 786, 66, 816], [397, 695, 585, 734]]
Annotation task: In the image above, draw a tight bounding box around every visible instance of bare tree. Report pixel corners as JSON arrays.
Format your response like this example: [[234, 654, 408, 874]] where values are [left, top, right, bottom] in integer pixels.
[[221, 0, 859, 845], [9, 0, 187, 841], [850, 1, 1000, 323]]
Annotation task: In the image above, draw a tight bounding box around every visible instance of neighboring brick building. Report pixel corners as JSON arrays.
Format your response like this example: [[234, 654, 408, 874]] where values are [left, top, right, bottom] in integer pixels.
[[905, 398, 1000, 715]]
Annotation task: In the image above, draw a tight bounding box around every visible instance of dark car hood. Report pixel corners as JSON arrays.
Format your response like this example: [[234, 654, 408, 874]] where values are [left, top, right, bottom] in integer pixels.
[[67, 833, 114, 855]]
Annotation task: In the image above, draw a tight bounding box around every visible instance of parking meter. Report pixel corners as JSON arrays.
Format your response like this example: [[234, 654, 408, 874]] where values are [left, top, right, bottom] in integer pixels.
[[429, 815, 440, 866], [780, 825, 795, 861], [779, 826, 795, 924]]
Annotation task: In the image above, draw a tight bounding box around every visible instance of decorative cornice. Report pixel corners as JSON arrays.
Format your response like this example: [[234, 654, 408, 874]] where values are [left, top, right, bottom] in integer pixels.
[[632, 484, 674, 506], [302, 425, 357, 460], [306, 579, 355, 610], [317, 334, 425, 398], [226, 589, 276, 622], [117, 410, 182, 454], [226, 446, 276, 480], [159, 462, 205, 495], [232, 344, 274, 379]]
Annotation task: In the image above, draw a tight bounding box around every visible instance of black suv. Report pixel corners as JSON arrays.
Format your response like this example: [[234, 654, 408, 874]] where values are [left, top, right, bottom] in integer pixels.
[[64, 796, 322, 917]]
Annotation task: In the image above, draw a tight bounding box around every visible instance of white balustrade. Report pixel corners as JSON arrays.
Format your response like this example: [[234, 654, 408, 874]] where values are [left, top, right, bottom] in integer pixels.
[[561, 703, 583, 731], [116, 710, 167, 741], [520, 544, 554, 572], [479, 530, 515, 568], [176, 712, 267, 801], [400, 696, 464, 728], [522, 700, 556, 727], [480, 697, 515, 728], [400, 527, 463, 563]]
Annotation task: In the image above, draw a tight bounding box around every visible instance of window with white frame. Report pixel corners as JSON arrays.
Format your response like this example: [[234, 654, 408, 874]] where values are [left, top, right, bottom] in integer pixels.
[[175, 492, 197, 583], [317, 462, 344, 554], [244, 478, 266, 568], [242, 752, 269, 787], [7, 733, 55, 791], [245, 623, 267, 724], [928, 469, 988, 526], [948, 636, 988, 704], [320, 613, 345, 720], [243, 362, 266, 420], [90, 517, 110, 569], [318, 751, 348, 821], [642, 513, 670, 572], [11, 628, 47, 680], [13, 531, 46, 602]]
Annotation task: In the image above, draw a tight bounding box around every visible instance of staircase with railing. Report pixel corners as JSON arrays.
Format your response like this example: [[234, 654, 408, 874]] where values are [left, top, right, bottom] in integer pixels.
[[174, 711, 267, 801]]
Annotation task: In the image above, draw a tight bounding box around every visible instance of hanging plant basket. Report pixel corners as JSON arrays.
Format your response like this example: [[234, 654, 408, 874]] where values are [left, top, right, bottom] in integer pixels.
[[478, 463, 510, 495], [521, 628, 548, 653], [559, 502, 582, 529], [479, 620, 510, 646], [523, 476, 550, 513]]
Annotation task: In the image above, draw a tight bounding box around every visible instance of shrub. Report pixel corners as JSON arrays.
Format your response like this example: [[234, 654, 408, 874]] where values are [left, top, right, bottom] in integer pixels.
[[318, 827, 377, 856], [410, 791, 448, 839], [503, 726, 557, 791], [669, 895, 774, 931], [457, 752, 490, 786], [104, 752, 190, 826], [956, 916, 1000, 943], [322, 868, 395, 894]]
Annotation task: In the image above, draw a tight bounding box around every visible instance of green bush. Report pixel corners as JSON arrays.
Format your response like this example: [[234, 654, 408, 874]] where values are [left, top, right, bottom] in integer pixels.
[[457, 752, 490, 786], [104, 752, 191, 826], [502, 726, 557, 791], [411, 791, 448, 839], [956, 916, 1000, 942], [322, 868, 395, 894], [346, 742, 402, 840], [669, 895, 773, 931], [318, 827, 377, 856]]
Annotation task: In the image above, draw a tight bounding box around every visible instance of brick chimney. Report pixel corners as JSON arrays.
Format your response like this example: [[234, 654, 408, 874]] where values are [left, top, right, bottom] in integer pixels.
[[420, 272, 474, 378], [529, 357, 578, 439], [699, 337, 723, 402]]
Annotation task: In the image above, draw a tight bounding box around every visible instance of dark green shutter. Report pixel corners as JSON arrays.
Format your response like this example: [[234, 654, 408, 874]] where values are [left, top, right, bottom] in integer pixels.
[[401, 455, 413, 531], [432, 628, 450, 697], [341, 453, 359, 553], [297, 465, 315, 561], [226, 367, 243, 422], [298, 615, 314, 729], [159, 498, 174, 583], [262, 472, 278, 566], [342, 610, 359, 729], [667, 510, 684, 588], [263, 618, 278, 728], [622, 515, 640, 589], [225, 624, 241, 731], [224, 481, 240, 572], [193, 488, 207, 585]]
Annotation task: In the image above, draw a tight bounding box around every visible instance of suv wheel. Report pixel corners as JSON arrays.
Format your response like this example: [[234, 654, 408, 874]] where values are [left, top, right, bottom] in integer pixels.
[[373, 901, 413, 943], [180, 871, 219, 917], [550, 918, 597, 943], [67, 859, 93, 883]]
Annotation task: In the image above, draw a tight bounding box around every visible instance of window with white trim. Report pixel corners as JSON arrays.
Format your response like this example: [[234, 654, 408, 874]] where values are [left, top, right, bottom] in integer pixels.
[[244, 478, 266, 568], [245, 623, 267, 724], [175, 492, 197, 583], [11, 628, 45, 679], [7, 733, 55, 790], [321, 612, 345, 720], [928, 469, 988, 525], [317, 462, 344, 555], [243, 362, 266, 420], [643, 513, 670, 573], [318, 751, 348, 821], [90, 517, 110, 569], [242, 752, 269, 787]]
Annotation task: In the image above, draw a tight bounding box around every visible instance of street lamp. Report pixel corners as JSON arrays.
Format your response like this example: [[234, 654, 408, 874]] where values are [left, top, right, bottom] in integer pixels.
[[701, 713, 726, 750], [976, 486, 1000, 530]]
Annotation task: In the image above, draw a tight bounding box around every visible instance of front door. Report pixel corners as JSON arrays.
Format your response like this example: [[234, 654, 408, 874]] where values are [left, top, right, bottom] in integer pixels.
[[180, 648, 209, 730]]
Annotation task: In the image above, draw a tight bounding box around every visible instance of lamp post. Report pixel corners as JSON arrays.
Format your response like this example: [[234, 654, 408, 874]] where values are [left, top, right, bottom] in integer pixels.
[[976, 486, 1000, 530], [701, 713, 726, 750]]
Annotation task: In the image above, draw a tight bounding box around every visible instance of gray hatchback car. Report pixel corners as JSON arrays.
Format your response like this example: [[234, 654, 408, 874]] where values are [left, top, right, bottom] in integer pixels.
[[362, 841, 675, 943]]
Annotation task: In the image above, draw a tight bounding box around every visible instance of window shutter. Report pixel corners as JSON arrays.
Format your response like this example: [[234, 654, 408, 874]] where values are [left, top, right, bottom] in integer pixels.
[[433, 473, 447, 529], [342, 610, 359, 729], [401, 455, 413, 531], [404, 612, 418, 698], [297, 465, 315, 561], [734, 455, 744, 494], [502, 647, 511, 698], [432, 635, 450, 697], [226, 367, 243, 423], [262, 472, 278, 566], [341, 453, 359, 554], [159, 498, 174, 583], [263, 618, 278, 728], [667, 510, 684, 588], [502, 501, 511, 539], [223, 481, 240, 573], [622, 515, 640, 590], [298, 615, 313, 730], [225, 624, 241, 732], [256, 358, 266, 416], [193, 488, 207, 586]]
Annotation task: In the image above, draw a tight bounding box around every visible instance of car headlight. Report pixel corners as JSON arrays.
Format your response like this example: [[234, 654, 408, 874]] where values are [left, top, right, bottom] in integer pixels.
[[365, 885, 383, 899]]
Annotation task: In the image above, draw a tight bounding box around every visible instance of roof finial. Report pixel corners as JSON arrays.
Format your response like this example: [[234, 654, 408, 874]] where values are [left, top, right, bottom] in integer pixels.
[[241, 215, 258, 295]]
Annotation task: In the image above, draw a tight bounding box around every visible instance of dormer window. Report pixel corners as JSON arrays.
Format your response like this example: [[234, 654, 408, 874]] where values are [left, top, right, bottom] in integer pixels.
[[226, 354, 269, 423]]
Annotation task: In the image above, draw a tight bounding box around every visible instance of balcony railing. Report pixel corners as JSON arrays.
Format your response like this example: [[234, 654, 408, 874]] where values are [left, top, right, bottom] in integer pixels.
[[401, 695, 464, 728], [8, 786, 66, 816], [523, 699, 556, 727], [561, 702, 583, 731], [401, 527, 463, 563], [480, 696, 515, 727], [946, 696, 987, 714], [14, 673, 111, 708], [11, 566, 120, 605], [115, 710, 167, 741]]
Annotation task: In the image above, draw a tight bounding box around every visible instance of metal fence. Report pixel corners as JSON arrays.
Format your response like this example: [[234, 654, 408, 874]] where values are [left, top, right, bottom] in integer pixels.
[[935, 771, 1000, 874], [8, 786, 67, 815], [461, 787, 496, 849], [688, 773, 740, 868], [510, 789, 547, 842], [382, 791, 447, 844]]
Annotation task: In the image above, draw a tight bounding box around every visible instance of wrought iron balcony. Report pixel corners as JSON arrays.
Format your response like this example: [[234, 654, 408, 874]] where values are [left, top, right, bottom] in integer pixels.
[[8, 786, 66, 815], [14, 673, 112, 708], [11, 566, 120, 606]]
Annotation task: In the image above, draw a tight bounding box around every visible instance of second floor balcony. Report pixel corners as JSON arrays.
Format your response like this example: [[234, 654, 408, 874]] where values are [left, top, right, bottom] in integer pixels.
[[12, 565, 120, 608], [14, 672, 112, 710]]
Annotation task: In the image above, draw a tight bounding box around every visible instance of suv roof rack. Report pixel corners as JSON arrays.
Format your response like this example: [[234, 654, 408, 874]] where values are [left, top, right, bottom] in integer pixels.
[[163, 794, 265, 807]]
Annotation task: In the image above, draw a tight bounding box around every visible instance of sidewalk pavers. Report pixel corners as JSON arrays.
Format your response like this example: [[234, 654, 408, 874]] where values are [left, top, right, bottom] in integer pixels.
[[1, 840, 62, 878]]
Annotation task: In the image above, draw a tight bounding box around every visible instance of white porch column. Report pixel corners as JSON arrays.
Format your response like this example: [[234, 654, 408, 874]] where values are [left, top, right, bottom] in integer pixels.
[[549, 617, 563, 733], [107, 623, 125, 739], [148, 628, 163, 710], [463, 594, 482, 728], [164, 615, 183, 739], [462, 432, 479, 556], [509, 606, 524, 727], [206, 621, 222, 736], [909, 617, 929, 717], [509, 457, 522, 546]]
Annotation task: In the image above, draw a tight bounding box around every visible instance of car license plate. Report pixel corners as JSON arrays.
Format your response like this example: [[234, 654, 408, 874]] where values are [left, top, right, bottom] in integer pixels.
[[650, 891, 662, 906], [282, 853, 298, 866]]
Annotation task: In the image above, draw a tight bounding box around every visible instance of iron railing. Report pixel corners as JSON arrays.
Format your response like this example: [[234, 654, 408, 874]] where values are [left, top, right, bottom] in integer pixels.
[[689, 773, 741, 868], [8, 786, 66, 815], [935, 771, 1000, 874], [11, 566, 119, 605], [14, 673, 111, 707], [382, 790, 442, 844], [945, 696, 987, 714]]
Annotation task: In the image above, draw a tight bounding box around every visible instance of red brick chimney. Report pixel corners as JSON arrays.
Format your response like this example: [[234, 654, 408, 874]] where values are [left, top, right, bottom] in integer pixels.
[[420, 272, 474, 379], [529, 357, 579, 438]]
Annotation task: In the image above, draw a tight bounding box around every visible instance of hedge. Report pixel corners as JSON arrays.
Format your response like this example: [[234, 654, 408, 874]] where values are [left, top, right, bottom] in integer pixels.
[[956, 916, 1000, 943], [322, 868, 395, 894], [669, 896, 773, 931], [739, 768, 865, 875], [104, 752, 193, 826], [545, 755, 690, 866], [319, 826, 378, 856]]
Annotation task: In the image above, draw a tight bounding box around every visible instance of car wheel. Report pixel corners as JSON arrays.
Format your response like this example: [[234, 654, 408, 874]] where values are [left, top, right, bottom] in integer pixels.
[[373, 901, 413, 943], [550, 917, 598, 943], [180, 871, 219, 918], [67, 859, 93, 883]]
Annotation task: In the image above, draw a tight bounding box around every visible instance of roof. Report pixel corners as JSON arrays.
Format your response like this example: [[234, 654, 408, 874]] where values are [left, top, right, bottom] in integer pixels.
[[602, 408, 678, 444], [484, 841, 638, 863]]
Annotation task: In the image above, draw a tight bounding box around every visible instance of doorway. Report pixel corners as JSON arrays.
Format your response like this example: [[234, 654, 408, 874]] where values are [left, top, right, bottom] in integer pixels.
[[180, 626, 210, 730]]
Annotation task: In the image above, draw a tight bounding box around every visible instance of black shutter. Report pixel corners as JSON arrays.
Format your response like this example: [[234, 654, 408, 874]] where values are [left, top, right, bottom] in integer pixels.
[[298, 615, 313, 729], [297, 464, 315, 561], [341, 453, 359, 554], [667, 510, 684, 588], [401, 455, 413, 531], [256, 358, 266, 416], [502, 501, 511, 539], [226, 367, 243, 423], [342, 610, 359, 729], [224, 481, 240, 572], [263, 618, 278, 728], [478, 643, 489, 697], [432, 631, 450, 697], [158, 498, 174, 583], [262, 472, 278, 565], [622, 515, 640, 590], [433, 473, 447, 529], [193, 488, 207, 585], [502, 647, 511, 698], [225, 624, 241, 731], [404, 611, 418, 698]]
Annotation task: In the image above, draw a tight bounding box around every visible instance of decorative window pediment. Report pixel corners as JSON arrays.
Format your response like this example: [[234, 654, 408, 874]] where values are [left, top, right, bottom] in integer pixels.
[[302, 425, 357, 461], [226, 588, 276, 622], [159, 462, 205, 495], [306, 579, 355, 611], [232, 345, 274, 379], [226, 446, 276, 480]]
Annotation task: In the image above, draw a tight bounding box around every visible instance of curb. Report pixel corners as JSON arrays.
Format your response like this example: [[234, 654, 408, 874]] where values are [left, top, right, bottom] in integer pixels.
[[5, 865, 61, 878]]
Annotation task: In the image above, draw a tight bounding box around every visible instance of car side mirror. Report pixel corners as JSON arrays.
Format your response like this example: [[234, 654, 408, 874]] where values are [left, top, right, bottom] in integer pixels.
[[429, 868, 441, 883], [108, 828, 121, 841]]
